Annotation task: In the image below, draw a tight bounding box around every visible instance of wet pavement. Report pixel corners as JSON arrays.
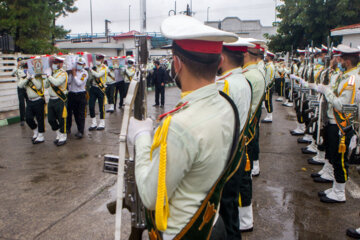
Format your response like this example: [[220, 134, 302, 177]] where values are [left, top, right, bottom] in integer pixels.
[[0, 87, 359, 240]]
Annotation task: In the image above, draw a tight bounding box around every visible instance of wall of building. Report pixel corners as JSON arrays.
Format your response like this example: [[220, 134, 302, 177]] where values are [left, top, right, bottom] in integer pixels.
[[342, 34, 360, 48], [205, 17, 277, 42]]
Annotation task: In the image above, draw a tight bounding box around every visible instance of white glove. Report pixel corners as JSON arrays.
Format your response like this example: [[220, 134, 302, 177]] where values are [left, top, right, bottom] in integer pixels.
[[299, 78, 306, 86], [308, 83, 317, 91], [290, 74, 299, 80], [355, 90, 360, 103], [26, 72, 34, 80], [127, 117, 153, 147], [349, 135, 357, 151], [317, 84, 329, 94]]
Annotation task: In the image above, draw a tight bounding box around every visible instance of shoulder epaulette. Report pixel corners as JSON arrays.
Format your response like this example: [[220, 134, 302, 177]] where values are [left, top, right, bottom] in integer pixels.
[[157, 101, 188, 122], [348, 75, 355, 86]]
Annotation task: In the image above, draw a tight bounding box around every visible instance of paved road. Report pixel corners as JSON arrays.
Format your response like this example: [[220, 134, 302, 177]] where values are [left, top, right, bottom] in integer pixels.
[[0, 87, 359, 240]]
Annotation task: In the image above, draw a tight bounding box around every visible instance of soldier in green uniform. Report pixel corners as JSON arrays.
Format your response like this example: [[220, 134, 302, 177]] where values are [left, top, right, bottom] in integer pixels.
[[106, 65, 116, 113], [89, 54, 108, 131], [216, 37, 253, 240], [127, 15, 240, 240], [18, 57, 46, 144], [12, 57, 29, 126], [262, 51, 276, 123], [311, 44, 360, 203], [44, 56, 68, 146], [237, 42, 266, 232]]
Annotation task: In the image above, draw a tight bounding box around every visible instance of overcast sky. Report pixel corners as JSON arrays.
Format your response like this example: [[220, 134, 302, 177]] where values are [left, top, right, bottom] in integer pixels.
[[57, 0, 277, 35]]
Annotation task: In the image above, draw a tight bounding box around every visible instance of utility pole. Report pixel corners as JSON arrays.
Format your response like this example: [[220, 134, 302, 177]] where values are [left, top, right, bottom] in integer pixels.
[[128, 4, 131, 32], [207, 7, 210, 22], [90, 0, 93, 37], [105, 19, 111, 42], [168, 1, 177, 16], [274, 0, 277, 23], [140, 0, 146, 33], [190, 0, 192, 16]]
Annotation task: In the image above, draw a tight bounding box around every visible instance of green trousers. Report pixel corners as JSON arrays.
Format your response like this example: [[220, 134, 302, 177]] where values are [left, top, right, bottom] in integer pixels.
[[48, 98, 67, 133]]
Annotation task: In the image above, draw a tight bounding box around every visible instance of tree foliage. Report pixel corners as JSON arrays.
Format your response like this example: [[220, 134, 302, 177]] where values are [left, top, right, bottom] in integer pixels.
[[0, 0, 77, 54], [266, 0, 360, 52]]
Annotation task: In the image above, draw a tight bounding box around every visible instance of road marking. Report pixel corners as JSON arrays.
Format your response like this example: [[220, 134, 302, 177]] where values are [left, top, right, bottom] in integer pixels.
[[346, 178, 360, 199]]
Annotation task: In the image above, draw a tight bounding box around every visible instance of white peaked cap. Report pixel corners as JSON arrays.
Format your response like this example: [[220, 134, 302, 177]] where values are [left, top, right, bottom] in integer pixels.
[[336, 44, 360, 55], [243, 37, 266, 45], [54, 56, 65, 62], [266, 51, 275, 57], [161, 15, 238, 43], [223, 37, 255, 48]]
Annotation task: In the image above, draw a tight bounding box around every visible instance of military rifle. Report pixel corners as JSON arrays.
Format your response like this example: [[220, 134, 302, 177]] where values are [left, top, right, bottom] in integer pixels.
[[103, 34, 149, 240]]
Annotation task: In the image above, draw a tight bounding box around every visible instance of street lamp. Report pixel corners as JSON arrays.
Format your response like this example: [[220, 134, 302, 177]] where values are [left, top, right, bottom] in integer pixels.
[[129, 4, 131, 32], [207, 7, 210, 22]]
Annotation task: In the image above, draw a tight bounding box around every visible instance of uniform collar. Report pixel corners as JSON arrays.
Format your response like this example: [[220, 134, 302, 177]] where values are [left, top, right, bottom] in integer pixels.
[[243, 62, 258, 70], [179, 83, 218, 105], [344, 66, 357, 75], [220, 67, 243, 77]]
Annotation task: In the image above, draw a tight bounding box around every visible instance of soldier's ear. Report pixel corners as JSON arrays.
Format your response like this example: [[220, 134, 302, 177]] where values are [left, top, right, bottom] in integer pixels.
[[173, 55, 182, 73], [217, 54, 225, 72]]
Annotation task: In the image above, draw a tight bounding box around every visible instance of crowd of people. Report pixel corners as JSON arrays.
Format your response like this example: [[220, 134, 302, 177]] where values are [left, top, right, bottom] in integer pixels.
[[13, 53, 174, 146], [12, 14, 360, 240], [128, 15, 360, 240]]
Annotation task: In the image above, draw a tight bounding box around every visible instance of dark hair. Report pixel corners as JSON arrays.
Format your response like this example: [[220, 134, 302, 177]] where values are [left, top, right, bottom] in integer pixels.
[[154, 60, 160, 66], [342, 54, 359, 67], [172, 47, 221, 81], [222, 47, 244, 67]]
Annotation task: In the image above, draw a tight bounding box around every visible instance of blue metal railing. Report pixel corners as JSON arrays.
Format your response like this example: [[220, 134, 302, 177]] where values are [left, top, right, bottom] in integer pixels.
[[64, 32, 172, 49], [64, 32, 165, 39]]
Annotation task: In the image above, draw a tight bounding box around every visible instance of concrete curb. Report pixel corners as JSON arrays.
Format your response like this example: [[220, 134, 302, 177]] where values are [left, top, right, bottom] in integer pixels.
[[0, 115, 20, 127]]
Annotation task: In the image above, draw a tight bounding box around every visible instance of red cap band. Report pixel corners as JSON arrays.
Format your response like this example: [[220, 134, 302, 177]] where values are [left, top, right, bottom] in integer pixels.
[[175, 40, 223, 54], [224, 46, 248, 52], [254, 44, 261, 49]]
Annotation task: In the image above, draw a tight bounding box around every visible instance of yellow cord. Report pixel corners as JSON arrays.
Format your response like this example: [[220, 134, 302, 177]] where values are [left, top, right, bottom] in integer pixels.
[[223, 80, 229, 95], [150, 115, 172, 231]]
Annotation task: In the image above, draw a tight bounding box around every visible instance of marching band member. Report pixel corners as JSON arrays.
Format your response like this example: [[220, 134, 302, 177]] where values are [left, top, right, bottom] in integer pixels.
[[262, 51, 276, 123], [18, 57, 46, 144], [44, 56, 68, 146], [312, 45, 360, 203], [89, 54, 108, 131]]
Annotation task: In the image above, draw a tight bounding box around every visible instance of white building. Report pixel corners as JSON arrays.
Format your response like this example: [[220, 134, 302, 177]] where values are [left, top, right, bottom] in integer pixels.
[[205, 17, 277, 41], [331, 23, 360, 47], [56, 31, 170, 57]]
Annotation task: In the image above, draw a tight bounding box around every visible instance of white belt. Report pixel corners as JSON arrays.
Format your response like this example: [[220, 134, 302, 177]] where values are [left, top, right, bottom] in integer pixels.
[[29, 97, 41, 102], [50, 96, 59, 100], [329, 119, 336, 124]]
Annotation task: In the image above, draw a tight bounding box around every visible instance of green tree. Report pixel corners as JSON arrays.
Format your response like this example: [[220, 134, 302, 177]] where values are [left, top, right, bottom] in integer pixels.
[[0, 0, 77, 54], [48, 0, 78, 45], [266, 0, 360, 52]]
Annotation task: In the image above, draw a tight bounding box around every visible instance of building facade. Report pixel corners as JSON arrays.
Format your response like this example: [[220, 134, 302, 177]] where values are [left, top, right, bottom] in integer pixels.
[[331, 23, 360, 47], [56, 31, 171, 57], [205, 17, 277, 41]]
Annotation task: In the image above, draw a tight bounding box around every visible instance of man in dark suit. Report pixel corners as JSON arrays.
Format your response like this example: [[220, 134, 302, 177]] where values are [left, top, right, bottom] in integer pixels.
[[152, 60, 167, 107]]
